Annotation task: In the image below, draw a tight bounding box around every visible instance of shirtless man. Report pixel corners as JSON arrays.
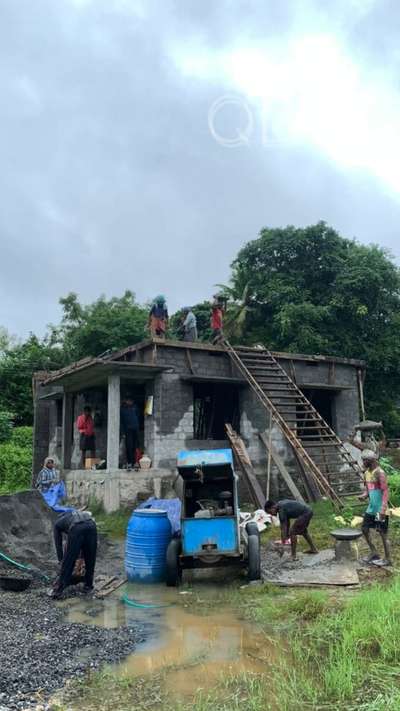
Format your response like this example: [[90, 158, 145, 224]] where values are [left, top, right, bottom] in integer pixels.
[[265, 498, 318, 561]]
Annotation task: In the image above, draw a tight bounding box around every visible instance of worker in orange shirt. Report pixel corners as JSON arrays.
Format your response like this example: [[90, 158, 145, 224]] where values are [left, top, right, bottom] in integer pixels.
[[211, 295, 226, 344], [76, 405, 96, 468]]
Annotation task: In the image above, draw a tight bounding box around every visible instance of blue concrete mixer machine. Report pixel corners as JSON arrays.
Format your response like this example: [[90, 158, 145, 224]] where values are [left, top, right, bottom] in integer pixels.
[[165, 448, 261, 585]]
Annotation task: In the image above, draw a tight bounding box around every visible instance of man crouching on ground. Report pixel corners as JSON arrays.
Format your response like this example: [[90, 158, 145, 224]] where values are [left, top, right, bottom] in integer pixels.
[[264, 499, 318, 561], [51, 511, 97, 599], [359, 449, 391, 566]]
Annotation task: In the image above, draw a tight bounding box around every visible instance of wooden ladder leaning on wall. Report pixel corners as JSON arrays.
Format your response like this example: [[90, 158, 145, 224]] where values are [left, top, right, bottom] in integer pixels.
[[222, 340, 363, 507]]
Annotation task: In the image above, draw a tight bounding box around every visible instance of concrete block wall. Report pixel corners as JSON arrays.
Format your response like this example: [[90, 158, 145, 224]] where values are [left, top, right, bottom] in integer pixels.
[[64, 468, 177, 513], [142, 345, 234, 379], [333, 388, 360, 440], [145, 374, 195, 468]]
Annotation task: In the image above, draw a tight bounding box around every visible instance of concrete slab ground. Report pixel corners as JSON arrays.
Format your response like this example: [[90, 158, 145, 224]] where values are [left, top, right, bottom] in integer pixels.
[[262, 547, 359, 586]]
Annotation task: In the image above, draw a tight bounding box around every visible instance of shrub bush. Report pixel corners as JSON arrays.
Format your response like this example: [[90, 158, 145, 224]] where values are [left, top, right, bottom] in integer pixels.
[[380, 456, 400, 506], [0, 442, 32, 493], [0, 411, 13, 444], [0, 426, 33, 493], [11, 426, 33, 449]]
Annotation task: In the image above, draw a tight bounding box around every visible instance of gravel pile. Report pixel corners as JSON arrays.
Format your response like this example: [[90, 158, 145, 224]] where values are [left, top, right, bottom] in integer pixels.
[[0, 587, 145, 710]]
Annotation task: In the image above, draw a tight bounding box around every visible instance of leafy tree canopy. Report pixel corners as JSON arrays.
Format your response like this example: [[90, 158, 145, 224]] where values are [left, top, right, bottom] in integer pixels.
[[50, 291, 148, 360], [0, 335, 66, 425], [226, 222, 400, 433]]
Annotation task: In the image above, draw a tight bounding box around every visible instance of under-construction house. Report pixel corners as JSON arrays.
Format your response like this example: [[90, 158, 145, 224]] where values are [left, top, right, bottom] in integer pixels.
[[33, 339, 364, 508]]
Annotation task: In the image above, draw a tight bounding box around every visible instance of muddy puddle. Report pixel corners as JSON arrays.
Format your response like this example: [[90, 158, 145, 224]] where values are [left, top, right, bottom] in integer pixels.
[[66, 583, 274, 702]]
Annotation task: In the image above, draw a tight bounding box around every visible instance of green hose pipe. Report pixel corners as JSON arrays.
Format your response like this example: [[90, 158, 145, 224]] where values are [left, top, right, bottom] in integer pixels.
[[0, 550, 50, 582], [121, 593, 172, 609]]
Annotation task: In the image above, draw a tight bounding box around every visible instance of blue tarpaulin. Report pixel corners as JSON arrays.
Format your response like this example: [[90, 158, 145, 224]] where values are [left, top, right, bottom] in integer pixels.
[[41, 481, 75, 513], [137, 497, 181, 535]]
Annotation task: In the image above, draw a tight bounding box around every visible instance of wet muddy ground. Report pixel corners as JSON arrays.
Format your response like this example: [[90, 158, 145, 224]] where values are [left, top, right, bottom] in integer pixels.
[[61, 583, 273, 705]]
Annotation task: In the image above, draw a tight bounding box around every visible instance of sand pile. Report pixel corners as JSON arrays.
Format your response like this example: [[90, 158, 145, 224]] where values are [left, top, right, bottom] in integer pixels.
[[0, 490, 58, 570]]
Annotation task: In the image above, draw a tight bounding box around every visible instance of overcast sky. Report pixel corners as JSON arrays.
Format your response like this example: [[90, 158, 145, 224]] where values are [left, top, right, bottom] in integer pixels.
[[1, 0, 400, 339]]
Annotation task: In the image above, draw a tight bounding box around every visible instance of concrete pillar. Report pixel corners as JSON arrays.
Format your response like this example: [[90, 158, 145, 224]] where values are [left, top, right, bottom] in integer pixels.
[[61, 392, 73, 470], [32, 372, 52, 484], [107, 374, 120, 469], [104, 475, 120, 512]]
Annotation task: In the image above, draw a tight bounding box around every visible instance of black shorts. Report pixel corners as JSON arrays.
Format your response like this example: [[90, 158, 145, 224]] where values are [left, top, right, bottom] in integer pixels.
[[290, 510, 313, 535], [80, 434, 95, 452], [362, 512, 389, 533]]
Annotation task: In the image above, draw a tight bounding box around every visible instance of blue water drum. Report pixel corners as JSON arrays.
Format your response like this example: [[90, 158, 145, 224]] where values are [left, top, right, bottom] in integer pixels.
[[125, 509, 172, 583]]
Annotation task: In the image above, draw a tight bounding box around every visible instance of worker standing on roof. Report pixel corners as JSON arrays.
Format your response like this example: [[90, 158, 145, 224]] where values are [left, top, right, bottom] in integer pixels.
[[264, 498, 319, 561], [210, 294, 225, 344], [359, 450, 392, 566], [149, 295, 168, 339], [182, 307, 197, 342], [51, 510, 97, 599]]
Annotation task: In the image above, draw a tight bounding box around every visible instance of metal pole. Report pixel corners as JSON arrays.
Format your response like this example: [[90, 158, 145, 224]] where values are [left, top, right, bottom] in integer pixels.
[[357, 368, 366, 421]]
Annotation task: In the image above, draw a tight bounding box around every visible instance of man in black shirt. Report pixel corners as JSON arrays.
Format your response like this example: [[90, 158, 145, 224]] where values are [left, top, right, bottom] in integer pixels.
[[51, 511, 97, 599], [120, 398, 140, 467], [264, 499, 318, 561]]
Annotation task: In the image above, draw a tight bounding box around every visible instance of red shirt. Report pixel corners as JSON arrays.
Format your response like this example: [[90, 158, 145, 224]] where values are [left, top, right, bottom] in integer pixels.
[[77, 414, 94, 436], [211, 307, 223, 330]]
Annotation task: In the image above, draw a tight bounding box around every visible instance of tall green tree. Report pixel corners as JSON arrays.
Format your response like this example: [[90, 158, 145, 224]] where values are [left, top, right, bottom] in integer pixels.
[[228, 222, 400, 434], [51, 291, 148, 360], [0, 335, 66, 425]]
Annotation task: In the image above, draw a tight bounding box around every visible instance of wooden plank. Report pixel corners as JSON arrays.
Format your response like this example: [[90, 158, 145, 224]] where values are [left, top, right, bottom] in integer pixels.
[[259, 432, 305, 503], [95, 575, 118, 592], [292, 448, 322, 502], [267, 567, 359, 587], [95, 577, 127, 599], [225, 424, 265, 509], [185, 348, 195, 374]]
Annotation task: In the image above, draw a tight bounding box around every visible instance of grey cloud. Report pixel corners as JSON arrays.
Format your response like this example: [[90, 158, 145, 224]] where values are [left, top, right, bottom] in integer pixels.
[[0, 0, 399, 338]]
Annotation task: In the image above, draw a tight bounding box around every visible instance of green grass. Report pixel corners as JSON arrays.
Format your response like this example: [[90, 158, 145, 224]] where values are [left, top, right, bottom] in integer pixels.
[[261, 577, 400, 709], [88, 500, 131, 539], [53, 668, 166, 710], [172, 672, 271, 711]]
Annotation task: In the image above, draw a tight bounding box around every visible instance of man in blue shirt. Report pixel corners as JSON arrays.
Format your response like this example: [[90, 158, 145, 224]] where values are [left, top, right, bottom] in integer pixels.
[[36, 456, 59, 492], [120, 398, 140, 467]]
